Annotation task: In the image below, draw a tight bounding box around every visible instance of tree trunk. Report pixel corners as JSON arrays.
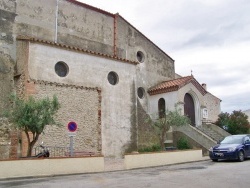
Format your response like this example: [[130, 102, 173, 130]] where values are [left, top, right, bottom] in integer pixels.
[[27, 143, 33, 157], [160, 127, 167, 150], [25, 131, 40, 157], [160, 137, 165, 150]]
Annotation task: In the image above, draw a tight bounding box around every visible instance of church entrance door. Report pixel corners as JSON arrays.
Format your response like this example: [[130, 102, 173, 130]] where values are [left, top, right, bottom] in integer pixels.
[[184, 93, 195, 126]]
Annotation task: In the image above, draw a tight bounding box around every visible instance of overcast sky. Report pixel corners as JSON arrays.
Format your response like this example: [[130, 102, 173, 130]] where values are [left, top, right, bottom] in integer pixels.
[[78, 0, 250, 113]]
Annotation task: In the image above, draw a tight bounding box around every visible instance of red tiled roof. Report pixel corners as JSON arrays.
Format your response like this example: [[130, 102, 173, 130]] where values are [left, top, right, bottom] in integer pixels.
[[148, 76, 207, 96]]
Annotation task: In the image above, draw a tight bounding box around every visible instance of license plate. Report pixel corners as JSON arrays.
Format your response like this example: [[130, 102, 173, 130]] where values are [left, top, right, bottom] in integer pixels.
[[215, 152, 224, 157]]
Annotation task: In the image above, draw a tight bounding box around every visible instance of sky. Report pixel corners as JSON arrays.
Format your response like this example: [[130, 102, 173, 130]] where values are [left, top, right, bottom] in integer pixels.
[[78, 0, 250, 113]]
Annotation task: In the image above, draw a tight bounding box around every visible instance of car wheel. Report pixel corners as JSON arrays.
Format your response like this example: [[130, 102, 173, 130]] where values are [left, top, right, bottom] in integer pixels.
[[212, 159, 218, 162], [238, 151, 244, 162]]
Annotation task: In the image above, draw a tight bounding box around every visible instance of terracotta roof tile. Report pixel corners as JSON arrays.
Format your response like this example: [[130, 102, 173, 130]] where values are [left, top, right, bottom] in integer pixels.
[[148, 76, 207, 96]]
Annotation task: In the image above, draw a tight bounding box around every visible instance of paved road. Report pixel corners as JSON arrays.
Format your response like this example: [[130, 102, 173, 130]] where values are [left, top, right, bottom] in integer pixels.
[[1, 159, 250, 188]]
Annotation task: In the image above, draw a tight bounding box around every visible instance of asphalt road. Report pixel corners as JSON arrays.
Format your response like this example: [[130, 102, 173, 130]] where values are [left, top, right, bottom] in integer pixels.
[[1, 159, 250, 188]]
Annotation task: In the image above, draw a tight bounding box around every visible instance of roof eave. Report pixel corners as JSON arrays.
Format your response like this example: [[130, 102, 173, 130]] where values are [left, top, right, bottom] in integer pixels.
[[16, 35, 139, 65]]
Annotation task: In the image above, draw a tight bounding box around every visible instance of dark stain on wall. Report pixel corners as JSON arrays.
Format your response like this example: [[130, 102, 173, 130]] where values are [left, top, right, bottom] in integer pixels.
[[124, 81, 138, 154], [137, 99, 159, 149], [0, 9, 16, 43], [16, 23, 54, 41], [57, 33, 114, 56]]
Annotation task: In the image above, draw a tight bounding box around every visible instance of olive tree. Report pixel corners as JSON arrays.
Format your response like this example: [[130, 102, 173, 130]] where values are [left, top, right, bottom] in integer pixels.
[[216, 110, 250, 134], [6, 95, 60, 157], [150, 108, 190, 150]]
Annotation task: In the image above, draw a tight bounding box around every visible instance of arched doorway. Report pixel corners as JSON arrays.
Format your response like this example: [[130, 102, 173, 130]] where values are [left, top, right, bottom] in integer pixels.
[[184, 93, 195, 126], [158, 98, 166, 118]]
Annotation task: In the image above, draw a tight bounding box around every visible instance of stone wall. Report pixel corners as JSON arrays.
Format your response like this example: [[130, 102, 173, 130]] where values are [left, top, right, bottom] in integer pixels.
[[0, 117, 12, 159], [204, 93, 221, 123], [0, 0, 16, 115], [25, 81, 101, 155], [58, 0, 115, 55], [0, 52, 14, 115], [0, 118, 10, 159]]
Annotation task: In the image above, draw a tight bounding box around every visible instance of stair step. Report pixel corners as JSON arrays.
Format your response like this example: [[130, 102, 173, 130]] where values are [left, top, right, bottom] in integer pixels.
[[197, 126, 224, 142]]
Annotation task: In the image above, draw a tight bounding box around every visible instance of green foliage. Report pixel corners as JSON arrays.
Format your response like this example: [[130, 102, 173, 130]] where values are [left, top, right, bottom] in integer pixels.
[[138, 144, 161, 153], [215, 112, 230, 129], [149, 107, 191, 150], [216, 111, 250, 134], [5, 94, 61, 156], [177, 137, 192, 150]]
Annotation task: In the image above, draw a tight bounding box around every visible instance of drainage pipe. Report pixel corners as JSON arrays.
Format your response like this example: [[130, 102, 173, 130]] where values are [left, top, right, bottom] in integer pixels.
[[55, 0, 59, 43], [113, 13, 119, 57]]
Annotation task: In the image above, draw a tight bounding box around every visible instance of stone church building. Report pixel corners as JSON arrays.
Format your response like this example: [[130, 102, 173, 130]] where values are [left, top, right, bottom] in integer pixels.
[[0, 0, 221, 158]]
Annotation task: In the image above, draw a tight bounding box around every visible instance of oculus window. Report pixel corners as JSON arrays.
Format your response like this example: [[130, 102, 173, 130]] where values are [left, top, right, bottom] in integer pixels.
[[137, 87, 145, 99], [136, 51, 145, 63], [55, 61, 69, 77], [108, 71, 119, 85]]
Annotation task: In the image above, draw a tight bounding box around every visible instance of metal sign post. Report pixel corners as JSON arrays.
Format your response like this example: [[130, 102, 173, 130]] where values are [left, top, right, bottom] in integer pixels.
[[67, 121, 77, 157], [68, 132, 76, 157]]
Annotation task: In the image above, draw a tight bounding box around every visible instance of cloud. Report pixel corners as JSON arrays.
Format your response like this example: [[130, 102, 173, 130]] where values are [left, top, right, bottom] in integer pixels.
[[221, 92, 250, 113], [173, 40, 250, 113], [142, 0, 250, 51], [77, 0, 250, 112]]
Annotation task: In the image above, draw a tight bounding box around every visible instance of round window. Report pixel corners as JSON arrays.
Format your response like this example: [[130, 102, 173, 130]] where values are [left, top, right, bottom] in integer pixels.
[[136, 51, 145, 63], [108, 71, 119, 85], [137, 87, 145, 99], [55, 61, 69, 77]]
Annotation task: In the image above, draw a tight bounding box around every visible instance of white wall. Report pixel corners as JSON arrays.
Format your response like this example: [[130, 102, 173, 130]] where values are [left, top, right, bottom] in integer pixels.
[[125, 150, 203, 169], [28, 43, 136, 157], [0, 157, 104, 179], [149, 91, 178, 117], [148, 83, 208, 126]]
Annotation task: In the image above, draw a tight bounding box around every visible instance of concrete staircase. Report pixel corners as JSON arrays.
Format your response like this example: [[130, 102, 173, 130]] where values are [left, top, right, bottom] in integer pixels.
[[197, 124, 231, 143], [174, 125, 216, 151], [197, 126, 223, 142], [173, 124, 230, 155]]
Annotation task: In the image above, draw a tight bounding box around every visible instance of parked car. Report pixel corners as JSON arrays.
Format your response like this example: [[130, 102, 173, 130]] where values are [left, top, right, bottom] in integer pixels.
[[209, 134, 250, 162]]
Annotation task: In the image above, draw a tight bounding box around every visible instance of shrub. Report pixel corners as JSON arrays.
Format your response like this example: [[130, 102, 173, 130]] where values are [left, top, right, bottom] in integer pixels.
[[138, 144, 161, 153], [177, 137, 192, 150]]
